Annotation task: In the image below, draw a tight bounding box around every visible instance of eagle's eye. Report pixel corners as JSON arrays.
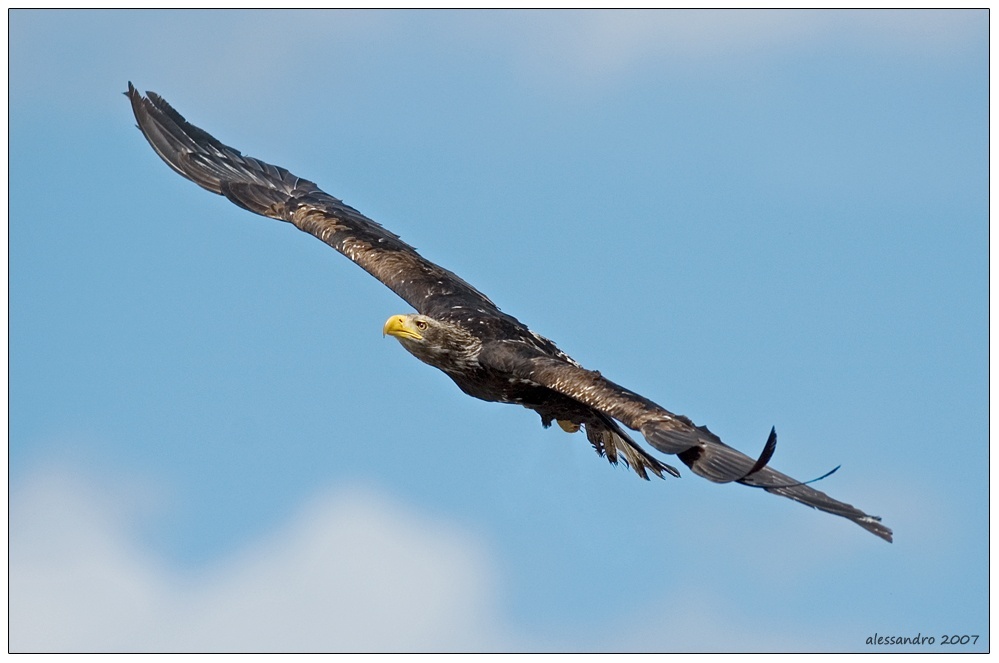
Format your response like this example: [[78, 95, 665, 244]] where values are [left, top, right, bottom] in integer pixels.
[[414, 319, 428, 331]]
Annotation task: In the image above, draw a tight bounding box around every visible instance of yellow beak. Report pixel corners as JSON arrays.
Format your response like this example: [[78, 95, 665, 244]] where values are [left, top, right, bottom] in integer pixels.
[[383, 314, 423, 340]]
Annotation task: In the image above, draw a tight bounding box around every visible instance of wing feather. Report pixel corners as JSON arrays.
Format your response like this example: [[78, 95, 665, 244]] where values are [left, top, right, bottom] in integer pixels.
[[478, 340, 892, 542], [478, 340, 707, 447], [127, 83, 498, 319], [677, 439, 893, 541]]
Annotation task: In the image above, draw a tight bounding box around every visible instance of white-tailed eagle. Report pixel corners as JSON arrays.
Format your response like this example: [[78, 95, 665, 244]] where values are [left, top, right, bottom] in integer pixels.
[[127, 83, 891, 542]]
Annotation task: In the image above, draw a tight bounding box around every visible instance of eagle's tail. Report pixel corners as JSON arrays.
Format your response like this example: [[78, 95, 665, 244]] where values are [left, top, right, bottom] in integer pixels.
[[585, 415, 681, 481]]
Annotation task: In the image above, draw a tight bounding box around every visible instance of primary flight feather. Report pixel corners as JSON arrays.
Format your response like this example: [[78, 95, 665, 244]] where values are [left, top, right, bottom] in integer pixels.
[[126, 83, 892, 542]]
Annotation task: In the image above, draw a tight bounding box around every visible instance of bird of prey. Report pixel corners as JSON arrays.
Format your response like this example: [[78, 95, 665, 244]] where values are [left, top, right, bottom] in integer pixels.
[[126, 82, 892, 542]]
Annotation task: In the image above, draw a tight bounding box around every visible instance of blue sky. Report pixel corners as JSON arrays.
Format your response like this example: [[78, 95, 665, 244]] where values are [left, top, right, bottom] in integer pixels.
[[9, 10, 988, 652]]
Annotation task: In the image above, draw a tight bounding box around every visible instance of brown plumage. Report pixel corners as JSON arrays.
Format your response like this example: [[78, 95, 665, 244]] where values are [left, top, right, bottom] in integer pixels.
[[126, 83, 892, 542]]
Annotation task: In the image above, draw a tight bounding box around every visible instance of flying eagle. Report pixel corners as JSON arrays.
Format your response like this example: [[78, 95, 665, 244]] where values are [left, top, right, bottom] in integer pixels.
[[126, 83, 891, 542]]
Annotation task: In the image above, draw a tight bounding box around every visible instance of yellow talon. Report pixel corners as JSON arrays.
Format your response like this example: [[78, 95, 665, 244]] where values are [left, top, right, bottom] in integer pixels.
[[557, 419, 580, 433]]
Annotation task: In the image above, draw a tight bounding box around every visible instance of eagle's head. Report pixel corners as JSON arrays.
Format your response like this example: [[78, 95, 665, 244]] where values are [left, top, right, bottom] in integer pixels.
[[382, 313, 481, 370]]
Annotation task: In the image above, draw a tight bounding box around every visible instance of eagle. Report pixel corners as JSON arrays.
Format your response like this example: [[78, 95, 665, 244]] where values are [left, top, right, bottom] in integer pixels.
[[126, 83, 891, 542]]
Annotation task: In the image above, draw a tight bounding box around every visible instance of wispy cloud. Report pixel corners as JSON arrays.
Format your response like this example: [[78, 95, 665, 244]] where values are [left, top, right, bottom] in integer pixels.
[[13, 11, 983, 112], [497, 9, 985, 93]]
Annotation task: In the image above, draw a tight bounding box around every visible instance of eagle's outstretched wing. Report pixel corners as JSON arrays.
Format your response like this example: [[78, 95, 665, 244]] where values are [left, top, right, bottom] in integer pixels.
[[478, 340, 893, 542], [127, 83, 499, 321]]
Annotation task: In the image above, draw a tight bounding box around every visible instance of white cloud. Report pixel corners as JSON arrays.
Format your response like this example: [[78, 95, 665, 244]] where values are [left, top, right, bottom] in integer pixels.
[[9, 467, 509, 652], [5, 457, 955, 653]]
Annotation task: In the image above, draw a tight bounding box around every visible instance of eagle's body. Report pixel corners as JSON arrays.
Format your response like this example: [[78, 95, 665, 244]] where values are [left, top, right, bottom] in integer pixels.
[[127, 83, 892, 542]]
